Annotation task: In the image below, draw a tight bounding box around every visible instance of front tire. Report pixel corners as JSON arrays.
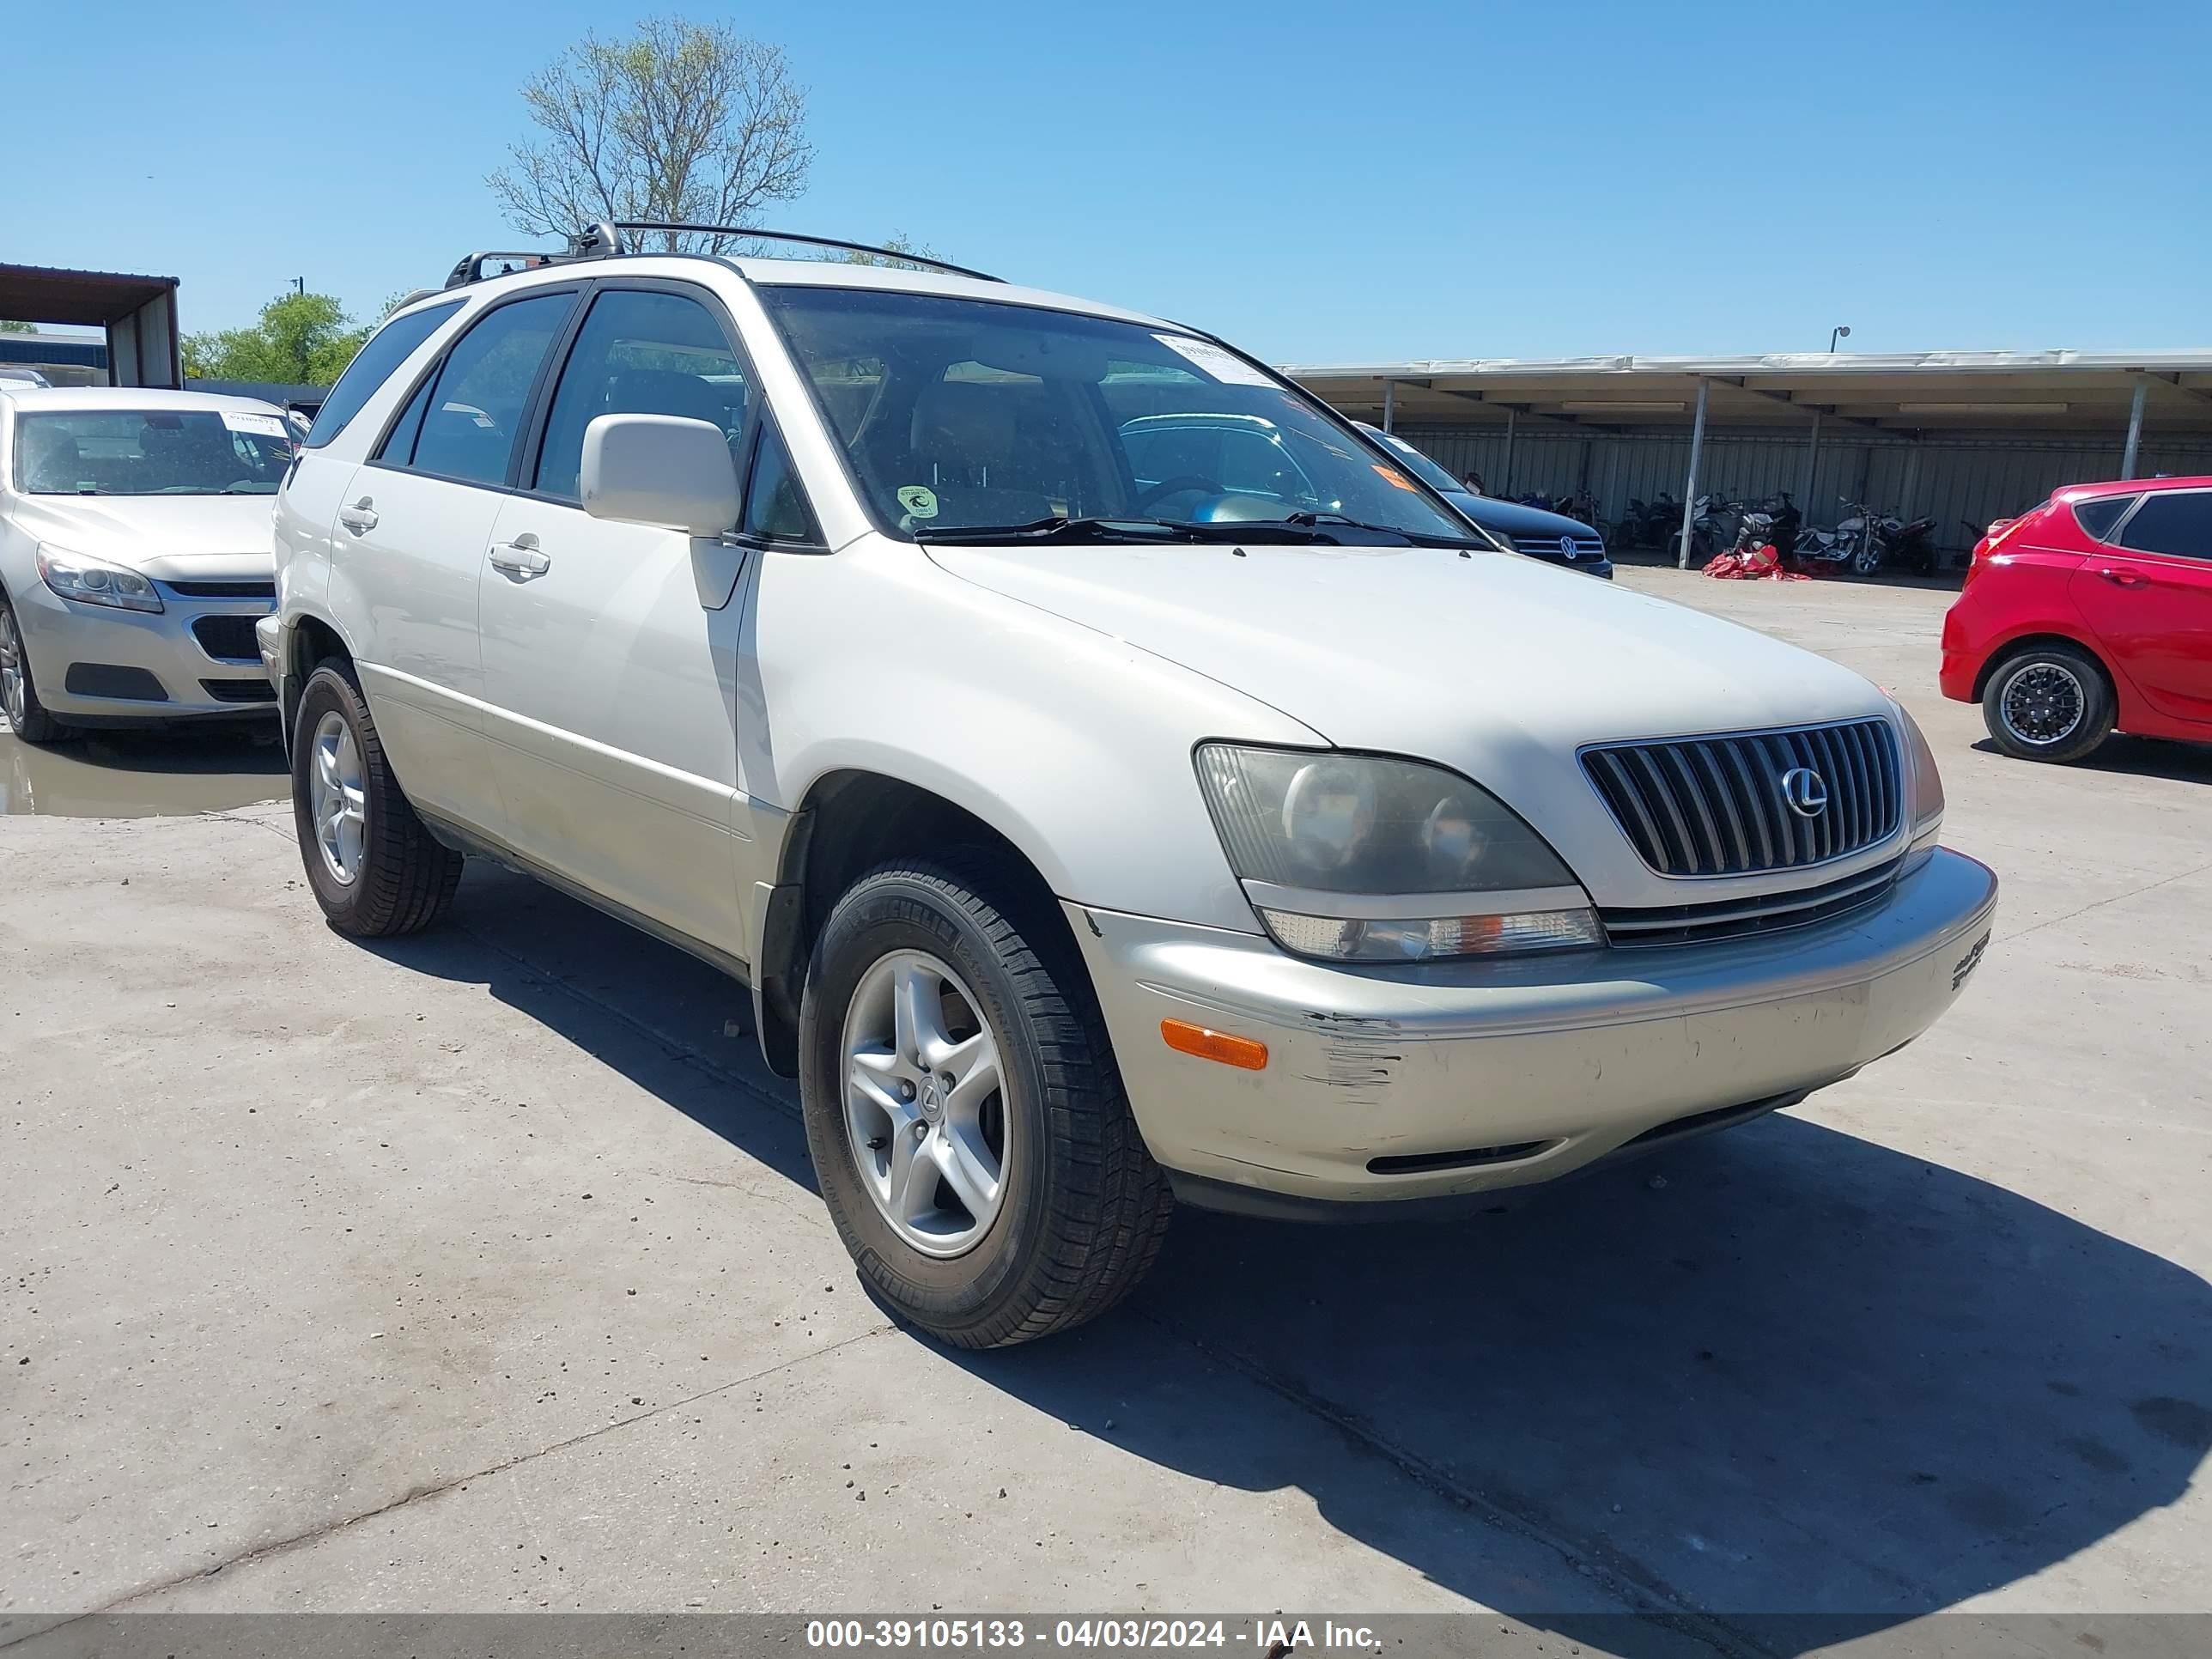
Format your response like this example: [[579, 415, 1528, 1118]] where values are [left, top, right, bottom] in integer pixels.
[[0, 589, 70, 744], [1983, 643, 2113, 763], [799, 857, 1175, 1348], [290, 660, 463, 935]]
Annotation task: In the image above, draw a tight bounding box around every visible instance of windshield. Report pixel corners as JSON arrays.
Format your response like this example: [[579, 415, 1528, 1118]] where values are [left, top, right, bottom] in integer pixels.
[[758, 286, 1472, 543], [1366, 427, 1469, 497], [14, 409, 295, 496]]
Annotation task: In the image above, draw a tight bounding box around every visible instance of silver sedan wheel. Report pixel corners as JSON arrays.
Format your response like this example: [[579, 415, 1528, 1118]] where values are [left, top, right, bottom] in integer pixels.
[[840, 950, 1010, 1258], [309, 710, 368, 884], [1998, 660, 2087, 747], [0, 604, 26, 729]]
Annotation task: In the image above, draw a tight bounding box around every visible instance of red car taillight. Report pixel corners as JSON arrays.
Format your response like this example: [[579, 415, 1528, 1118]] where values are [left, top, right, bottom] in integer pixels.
[[1962, 514, 2028, 590]]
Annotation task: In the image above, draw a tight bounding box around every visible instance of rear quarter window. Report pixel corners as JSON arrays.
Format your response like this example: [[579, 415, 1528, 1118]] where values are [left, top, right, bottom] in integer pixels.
[[303, 300, 463, 449], [2071, 495, 2136, 542]]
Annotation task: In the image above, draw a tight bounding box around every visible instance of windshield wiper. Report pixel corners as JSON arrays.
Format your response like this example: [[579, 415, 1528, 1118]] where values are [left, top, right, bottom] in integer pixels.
[[914, 515, 1334, 546], [1279, 509, 1486, 550]]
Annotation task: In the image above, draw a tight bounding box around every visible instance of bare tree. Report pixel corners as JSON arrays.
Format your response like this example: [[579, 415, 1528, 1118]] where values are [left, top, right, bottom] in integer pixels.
[[489, 16, 811, 255]]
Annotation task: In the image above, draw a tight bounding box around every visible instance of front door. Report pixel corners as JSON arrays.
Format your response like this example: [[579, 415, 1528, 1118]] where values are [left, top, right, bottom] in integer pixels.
[[334, 288, 581, 827], [476, 284, 763, 962], [2069, 487, 2212, 727]]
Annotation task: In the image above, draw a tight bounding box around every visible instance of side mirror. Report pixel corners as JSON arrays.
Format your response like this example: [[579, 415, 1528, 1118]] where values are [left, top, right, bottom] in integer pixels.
[[580, 414, 740, 537]]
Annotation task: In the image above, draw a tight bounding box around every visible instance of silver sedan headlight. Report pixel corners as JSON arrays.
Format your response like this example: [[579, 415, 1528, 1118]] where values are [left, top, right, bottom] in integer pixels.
[[36, 545, 163, 614], [1194, 744, 1601, 962]]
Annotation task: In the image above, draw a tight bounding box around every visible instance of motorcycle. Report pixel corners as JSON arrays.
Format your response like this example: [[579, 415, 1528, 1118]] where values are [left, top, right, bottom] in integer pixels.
[[1727, 492, 1800, 560], [1793, 498, 1905, 577], [1617, 493, 1681, 551], [1553, 489, 1601, 528], [1686, 492, 1741, 560], [1889, 514, 1939, 575]]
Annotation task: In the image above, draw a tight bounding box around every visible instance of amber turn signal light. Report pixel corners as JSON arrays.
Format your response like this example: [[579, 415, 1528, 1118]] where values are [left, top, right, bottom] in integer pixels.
[[1160, 1018, 1267, 1071]]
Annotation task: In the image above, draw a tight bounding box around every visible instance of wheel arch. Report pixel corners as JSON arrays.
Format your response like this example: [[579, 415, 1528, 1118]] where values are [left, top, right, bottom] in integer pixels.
[[282, 611, 353, 744], [750, 768, 1089, 1079], [1972, 631, 2116, 703]]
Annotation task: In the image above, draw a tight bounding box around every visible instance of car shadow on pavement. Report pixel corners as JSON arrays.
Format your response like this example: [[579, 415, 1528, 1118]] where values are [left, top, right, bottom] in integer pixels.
[[1971, 734, 2212, 787], [373, 860, 2212, 1656]]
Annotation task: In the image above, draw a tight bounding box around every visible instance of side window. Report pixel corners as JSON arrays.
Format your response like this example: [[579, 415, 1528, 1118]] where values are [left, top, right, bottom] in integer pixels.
[[2116, 491, 2212, 561], [533, 289, 750, 501], [375, 374, 437, 466], [2072, 495, 2135, 542], [1219, 429, 1315, 503], [304, 301, 460, 449], [1122, 425, 1218, 486], [743, 422, 823, 544], [405, 292, 576, 487]]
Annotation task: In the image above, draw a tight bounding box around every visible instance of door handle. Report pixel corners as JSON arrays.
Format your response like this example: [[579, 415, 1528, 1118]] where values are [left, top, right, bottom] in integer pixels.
[[488, 538, 551, 580], [2095, 567, 2146, 587], [337, 498, 378, 534]]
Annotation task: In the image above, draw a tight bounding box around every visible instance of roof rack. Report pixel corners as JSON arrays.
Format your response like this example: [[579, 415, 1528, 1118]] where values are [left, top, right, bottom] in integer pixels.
[[443, 222, 627, 289], [440, 220, 1003, 290], [610, 222, 1003, 283]]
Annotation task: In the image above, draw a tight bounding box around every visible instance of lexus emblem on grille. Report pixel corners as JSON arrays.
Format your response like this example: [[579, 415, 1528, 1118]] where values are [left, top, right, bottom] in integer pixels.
[[1559, 535, 1577, 558], [1780, 766, 1829, 818]]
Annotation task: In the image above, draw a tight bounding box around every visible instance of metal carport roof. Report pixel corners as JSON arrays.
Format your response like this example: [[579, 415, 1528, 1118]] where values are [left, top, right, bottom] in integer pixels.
[[0, 263, 182, 387], [1283, 349, 2212, 440]]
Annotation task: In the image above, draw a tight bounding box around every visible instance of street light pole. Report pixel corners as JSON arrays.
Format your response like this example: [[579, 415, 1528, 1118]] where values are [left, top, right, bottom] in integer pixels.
[[1828, 325, 1850, 353]]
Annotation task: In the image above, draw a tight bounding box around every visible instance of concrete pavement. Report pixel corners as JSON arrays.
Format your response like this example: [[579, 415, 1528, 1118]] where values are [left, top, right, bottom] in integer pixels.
[[2, 569, 2207, 1655]]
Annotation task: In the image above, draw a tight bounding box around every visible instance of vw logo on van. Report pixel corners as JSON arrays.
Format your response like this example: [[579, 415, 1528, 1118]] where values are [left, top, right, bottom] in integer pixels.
[[1559, 535, 1578, 559], [1779, 767, 1829, 818]]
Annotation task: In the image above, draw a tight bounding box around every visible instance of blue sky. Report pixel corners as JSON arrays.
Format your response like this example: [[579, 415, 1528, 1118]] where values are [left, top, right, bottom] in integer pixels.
[[14, 1, 2208, 363]]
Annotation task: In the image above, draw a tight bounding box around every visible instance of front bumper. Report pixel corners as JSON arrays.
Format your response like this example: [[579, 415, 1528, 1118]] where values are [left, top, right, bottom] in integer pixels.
[[1068, 848, 1996, 1209], [13, 576, 277, 723]]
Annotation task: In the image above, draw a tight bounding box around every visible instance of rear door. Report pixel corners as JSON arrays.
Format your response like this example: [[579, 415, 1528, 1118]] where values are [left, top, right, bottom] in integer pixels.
[[332, 288, 582, 828], [2068, 488, 2212, 726], [475, 281, 786, 961]]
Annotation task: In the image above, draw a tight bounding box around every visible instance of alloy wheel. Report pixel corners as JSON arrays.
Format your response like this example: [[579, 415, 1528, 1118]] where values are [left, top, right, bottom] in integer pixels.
[[840, 950, 1009, 1258], [1999, 660, 2087, 747], [309, 710, 368, 884], [0, 605, 23, 729]]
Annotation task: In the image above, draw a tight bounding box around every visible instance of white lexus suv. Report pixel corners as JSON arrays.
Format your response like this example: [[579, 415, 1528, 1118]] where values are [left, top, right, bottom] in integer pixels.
[[264, 225, 1996, 1347]]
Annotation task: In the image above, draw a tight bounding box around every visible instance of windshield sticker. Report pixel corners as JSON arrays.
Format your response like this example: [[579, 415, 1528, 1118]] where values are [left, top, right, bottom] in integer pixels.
[[896, 484, 939, 520], [1153, 334, 1275, 387], [221, 411, 288, 437], [1372, 464, 1417, 492]]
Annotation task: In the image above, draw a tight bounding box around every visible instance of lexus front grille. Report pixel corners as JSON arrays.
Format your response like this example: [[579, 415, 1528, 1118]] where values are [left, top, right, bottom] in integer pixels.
[[1583, 718, 1902, 877], [1600, 856, 1905, 947]]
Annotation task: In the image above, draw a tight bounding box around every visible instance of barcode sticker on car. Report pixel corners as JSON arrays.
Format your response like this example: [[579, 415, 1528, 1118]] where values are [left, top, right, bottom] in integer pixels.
[[1154, 334, 1275, 387], [222, 411, 289, 436]]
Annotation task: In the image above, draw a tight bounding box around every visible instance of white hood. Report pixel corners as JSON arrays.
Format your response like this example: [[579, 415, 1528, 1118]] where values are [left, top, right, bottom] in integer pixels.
[[11, 494, 277, 581], [926, 539, 1898, 905]]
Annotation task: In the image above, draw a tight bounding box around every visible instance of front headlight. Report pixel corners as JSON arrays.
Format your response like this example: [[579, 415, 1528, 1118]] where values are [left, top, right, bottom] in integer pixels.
[[1194, 744, 1601, 961], [1898, 707, 1945, 872], [36, 545, 163, 614]]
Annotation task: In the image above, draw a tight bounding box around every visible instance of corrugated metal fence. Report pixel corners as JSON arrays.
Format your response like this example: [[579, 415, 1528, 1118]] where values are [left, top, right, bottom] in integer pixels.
[[1393, 424, 2212, 554]]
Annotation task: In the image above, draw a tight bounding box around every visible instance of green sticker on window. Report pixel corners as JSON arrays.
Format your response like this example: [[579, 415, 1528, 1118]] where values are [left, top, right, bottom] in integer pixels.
[[896, 484, 939, 520]]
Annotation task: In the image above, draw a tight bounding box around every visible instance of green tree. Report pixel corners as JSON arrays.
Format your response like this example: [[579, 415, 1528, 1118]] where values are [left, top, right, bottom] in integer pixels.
[[489, 16, 811, 256], [0, 320, 34, 333], [840, 231, 939, 271], [182, 292, 372, 386]]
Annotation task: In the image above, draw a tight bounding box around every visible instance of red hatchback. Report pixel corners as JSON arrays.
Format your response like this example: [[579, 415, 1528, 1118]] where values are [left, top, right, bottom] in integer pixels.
[[1940, 476, 2212, 762]]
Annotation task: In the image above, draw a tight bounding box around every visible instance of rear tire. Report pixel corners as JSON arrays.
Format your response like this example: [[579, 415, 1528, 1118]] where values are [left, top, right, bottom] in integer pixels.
[[799, 855, 1175, 1348], [0, 589, 70, 744], [1983, 643, 2113, 763], [290, 660, 463, 935]]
